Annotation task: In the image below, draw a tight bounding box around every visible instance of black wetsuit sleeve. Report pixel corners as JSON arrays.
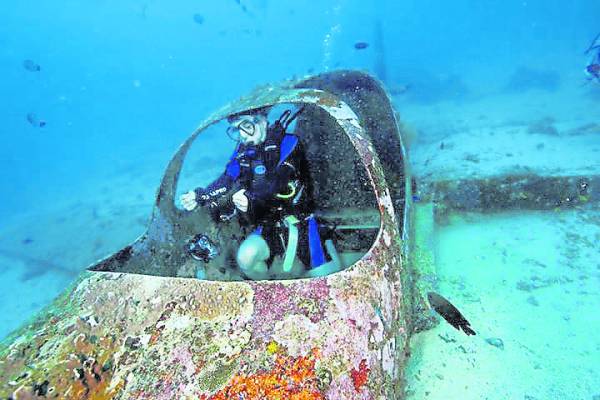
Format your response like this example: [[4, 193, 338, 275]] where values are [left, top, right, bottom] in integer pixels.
[[195, 166, 236, 204]]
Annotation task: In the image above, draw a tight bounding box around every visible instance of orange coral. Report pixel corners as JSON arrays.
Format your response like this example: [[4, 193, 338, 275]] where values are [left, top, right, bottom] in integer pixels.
[[350, 359, 369, 392], [200, 349, 324, 400]]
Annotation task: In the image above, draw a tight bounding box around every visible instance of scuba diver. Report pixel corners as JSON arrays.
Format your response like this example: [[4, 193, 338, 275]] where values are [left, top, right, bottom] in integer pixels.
[[584, 32, 600, 83], [180, 106, 333, 280]]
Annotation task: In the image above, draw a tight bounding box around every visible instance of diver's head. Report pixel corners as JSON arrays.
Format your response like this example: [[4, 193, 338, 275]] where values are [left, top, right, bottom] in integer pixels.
[[227, 108, 269, 145]]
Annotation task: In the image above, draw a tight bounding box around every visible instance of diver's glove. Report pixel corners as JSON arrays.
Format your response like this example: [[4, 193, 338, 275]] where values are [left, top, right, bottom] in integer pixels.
[[181, 187, 213, 210], [232, 189, 249, 212], [181, 190, 199, 211]]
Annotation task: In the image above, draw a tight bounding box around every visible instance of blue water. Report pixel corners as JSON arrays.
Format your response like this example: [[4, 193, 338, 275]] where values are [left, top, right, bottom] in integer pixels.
[[1, 0, 599, 398], [2, 0, 598, 223]]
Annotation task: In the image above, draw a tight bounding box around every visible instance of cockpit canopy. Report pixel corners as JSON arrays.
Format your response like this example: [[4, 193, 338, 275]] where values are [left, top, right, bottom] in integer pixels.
[[90, 71, 406, 281], [172, 103, 380, 280]]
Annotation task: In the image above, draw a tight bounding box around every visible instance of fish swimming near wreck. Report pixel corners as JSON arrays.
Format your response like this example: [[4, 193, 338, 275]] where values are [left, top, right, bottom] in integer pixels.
[[26, 112, 46, 127], [22, 59, 41, 72], [427, 291, 476, 336]]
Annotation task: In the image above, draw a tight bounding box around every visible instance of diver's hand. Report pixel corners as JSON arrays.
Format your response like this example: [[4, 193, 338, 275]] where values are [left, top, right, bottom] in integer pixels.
[[232, 189, 249, 212], [181, 190, 198, 211]]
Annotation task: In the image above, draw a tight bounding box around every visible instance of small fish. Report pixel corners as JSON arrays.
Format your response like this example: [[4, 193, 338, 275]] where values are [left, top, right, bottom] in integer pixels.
[[427, 292, 476, 336], [193, 13, 204, 25], [26, 113, 46, 128], [23, 59, 41, 72], [354, 42, 369, 50]]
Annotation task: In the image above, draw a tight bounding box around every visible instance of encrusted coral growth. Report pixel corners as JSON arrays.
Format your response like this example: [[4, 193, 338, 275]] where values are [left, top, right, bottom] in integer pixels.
[[251, 279, 330, 339], [4, 330, 122, 400], [200, 348, 324, 400], [191, 282, 253, 321], [251, 283, 298, 338], [350, 359, 370, 392]]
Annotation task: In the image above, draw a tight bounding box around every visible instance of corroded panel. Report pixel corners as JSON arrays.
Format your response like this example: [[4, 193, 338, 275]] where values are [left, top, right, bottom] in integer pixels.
[[0, 238, 405, 399]]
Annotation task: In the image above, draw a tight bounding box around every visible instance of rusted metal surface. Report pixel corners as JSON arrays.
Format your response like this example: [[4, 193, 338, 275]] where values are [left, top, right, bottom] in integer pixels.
[[0, 71, 414, 399], [296, 71, 408, 228], [0, 247, 406, 398]]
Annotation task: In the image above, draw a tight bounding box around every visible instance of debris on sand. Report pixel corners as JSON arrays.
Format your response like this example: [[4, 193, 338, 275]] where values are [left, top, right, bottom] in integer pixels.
[[485, 337, 504, 350], [527, 117, 559, 136], [463, 153, 480, 163], [566, 122, 600, 136], [526, 295, 539, 306]]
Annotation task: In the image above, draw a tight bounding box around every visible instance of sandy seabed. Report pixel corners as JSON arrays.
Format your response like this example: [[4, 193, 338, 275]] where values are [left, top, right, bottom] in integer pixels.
[[402, 82, 600, 399], [404, 210, 600, 400]]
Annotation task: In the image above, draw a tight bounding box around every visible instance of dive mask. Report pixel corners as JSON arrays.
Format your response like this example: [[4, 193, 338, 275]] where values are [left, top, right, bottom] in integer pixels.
[[226, 117, 257, 142]]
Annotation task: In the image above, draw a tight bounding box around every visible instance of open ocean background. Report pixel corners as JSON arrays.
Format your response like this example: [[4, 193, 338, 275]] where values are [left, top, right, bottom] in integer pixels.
[[1, 1, 599, 398]]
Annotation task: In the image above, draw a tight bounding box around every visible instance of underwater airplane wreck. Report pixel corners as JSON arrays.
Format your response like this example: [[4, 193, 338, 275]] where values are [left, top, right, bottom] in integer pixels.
[[0, 71, 433, 399]]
